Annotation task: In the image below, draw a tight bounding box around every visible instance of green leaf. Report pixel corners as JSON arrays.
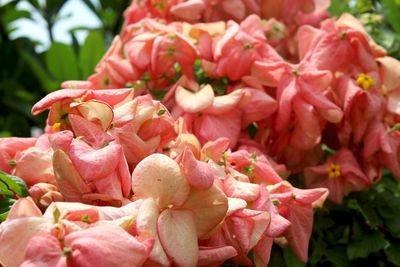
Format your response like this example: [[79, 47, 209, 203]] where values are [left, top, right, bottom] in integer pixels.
[[347, 231, 390, 260], [375, 192, 400, 238], [0, 198, 16, 222], [0, 171, 29, 197], [329, 0, 351, 17], [325, 247, 352, 267], [46, 42, 80, 83], [381, 0, 400, 32], [20, 50, 57, 92], [283, 247, 305, 267], [79, 30, 105, 79], [386, 241, 400, 266]]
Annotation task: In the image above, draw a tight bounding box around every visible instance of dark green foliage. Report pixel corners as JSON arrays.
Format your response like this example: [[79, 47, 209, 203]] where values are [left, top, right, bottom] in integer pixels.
[[0, 171, 29, 222]]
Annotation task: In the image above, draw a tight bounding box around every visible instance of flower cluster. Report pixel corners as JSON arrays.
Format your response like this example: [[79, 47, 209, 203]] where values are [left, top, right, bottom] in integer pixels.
[[1, 0, 399, 266]]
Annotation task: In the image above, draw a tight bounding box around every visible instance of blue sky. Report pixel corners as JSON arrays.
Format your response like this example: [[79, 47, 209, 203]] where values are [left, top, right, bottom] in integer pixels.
[[2, 0, 101, 52]]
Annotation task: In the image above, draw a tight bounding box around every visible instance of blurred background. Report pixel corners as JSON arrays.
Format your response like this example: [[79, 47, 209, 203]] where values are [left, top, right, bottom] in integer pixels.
[[0, 0, 399, 137]]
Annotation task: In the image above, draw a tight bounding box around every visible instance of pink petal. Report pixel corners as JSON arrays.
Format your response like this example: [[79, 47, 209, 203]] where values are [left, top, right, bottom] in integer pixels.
[[284, 205, 313, 262], [198, 246, 238, 266], [194, 109, 242, 149], [170, 0, 205, 22], [201, 137, 230, 162], [157, 209, 198, 267], [31, 89, 87, 115], [181, 148, 214, 189], [69, 114, 114, 149], [65, 225, 153, 267], [68, 140, 120, 181], [22, 234, 66, 267]]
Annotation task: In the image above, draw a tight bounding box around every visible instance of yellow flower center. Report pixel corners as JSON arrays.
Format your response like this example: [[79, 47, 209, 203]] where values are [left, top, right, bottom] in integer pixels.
[[326, 163, 341, 179], [52, 122, 61, 132], [356, 73, 375, 90]]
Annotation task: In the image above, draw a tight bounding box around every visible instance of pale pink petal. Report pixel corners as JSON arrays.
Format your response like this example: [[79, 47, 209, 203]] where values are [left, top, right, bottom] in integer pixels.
[[65, 225, 153, 267], [175, 84, 214, 113], [157, 209, 198, 267], [14, 147, 54, 185], [7, 197, 42, 220], [227, 197, 247, 216], [136, 198, 170, 266], [132, 154, 190, 208], [182, 185, 228, 239], [76, 100, 113, 130], [224, 176, 260, 202], [0, 217, 52, 267], [203, 90, 244, 115]]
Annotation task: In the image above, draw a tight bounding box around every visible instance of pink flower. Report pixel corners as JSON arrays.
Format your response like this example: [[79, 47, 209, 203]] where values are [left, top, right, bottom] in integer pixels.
[[110, 95, 176, 168], [0, 137, 36, 173], [268, 181, 328, 262], [173, 84, 246, 148], [13, 146, 54, 186], [213, 15, 281, 80], [21, 225, 153, 267], [132, 153, 228, 266], [51, 130, 131, 205], [305, 148, 369, 203], [255, 60, 343, 151], [336, 73, 384, 143]]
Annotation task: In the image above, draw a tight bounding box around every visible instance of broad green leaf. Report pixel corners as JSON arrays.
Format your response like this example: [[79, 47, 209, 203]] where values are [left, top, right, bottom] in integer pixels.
[[0, 182, 13, 196], [0, 171, 29, 197], [79, 30, 105, 79], [283, 247, 305, 267], [347, 231, 389, 260], [381, 0, 400, 32], [45, 42, 80, 83], [20, 50, 57, 92]]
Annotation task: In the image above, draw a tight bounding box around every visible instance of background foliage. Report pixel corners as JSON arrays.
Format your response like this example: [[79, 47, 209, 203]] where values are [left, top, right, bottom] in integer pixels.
[[0, 0, 130, 137], [1, 0, 400, 266]]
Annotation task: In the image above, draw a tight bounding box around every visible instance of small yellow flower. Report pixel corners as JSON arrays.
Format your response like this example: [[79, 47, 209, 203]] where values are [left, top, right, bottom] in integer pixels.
[[52, 122, 61, 132], [326, 163, 341, 179], [356, 73, 375, 90]]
